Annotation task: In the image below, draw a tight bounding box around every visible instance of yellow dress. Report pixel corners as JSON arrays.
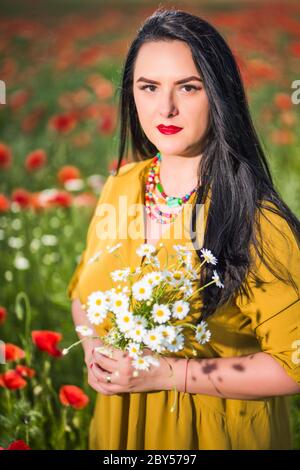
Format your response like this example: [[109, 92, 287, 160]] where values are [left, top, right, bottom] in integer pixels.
[[67, 157, 300, 450]]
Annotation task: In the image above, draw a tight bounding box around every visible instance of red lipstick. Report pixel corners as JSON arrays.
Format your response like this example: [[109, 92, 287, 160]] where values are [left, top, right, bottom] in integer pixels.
[[157, 124, 183, 135]]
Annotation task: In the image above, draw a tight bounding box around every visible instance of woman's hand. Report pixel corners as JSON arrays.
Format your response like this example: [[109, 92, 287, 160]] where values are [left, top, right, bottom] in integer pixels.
[[84, 339, 108, 394], [88, 346, 175, 395]]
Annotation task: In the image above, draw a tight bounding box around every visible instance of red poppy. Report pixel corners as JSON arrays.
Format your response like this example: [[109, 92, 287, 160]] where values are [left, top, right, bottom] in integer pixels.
[[0, 370, 27, 390], [289, 42, 300, 58], [0, 306, 7, 325], [5, 343, 25, 362], [271, 129, 295, 145], [0, 142, 12, 169], [9, 89, 31, 111], [11, 188, 31, 208], [0, 440, 31, 450], [31, 330, 62, 357], [25, 149, 47, 171], [15, 365, 36, 378], [48, 112, 77, 133], [59, 385, 89, 409], [49, 191, 73, 208], [21, 106, 46, 133], [0, 194, 10, 212], [273, 93, 292, 111], [97, 107, 116, 135], [7, 440, 31, 450], [57, 165, 81, 184]]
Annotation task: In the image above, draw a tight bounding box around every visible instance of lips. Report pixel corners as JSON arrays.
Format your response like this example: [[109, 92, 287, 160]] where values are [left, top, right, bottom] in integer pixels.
[[157, 125, 183, 135]]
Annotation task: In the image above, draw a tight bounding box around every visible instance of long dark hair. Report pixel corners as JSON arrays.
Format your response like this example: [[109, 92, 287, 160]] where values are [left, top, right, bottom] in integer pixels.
[[114, 7, 300, 320]]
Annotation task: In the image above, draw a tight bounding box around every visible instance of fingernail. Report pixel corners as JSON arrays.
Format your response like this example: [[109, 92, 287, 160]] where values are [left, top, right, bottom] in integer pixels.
[[89, 363, 93, 368]]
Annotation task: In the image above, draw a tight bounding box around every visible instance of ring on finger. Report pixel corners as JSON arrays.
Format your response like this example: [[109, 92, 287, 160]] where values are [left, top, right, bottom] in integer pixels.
[[105, 374, 112, 383]]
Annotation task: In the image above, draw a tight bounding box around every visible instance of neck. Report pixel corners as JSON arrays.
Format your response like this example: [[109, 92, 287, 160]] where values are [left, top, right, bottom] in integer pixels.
[[159, 153, 202, 196]]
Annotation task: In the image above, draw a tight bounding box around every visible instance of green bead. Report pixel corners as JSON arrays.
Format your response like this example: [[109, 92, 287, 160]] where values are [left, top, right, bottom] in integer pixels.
[[167, 197, 180, 208], [156, 182, 164, 194]]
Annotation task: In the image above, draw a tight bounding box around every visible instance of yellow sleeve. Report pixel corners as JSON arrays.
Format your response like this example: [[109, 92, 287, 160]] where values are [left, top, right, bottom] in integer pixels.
[[235, 205, 300, 385], [66, 174, 114, 301]]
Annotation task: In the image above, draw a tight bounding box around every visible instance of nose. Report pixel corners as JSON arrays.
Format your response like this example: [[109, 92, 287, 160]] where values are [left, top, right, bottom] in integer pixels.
[[159, 91, 178, 119]]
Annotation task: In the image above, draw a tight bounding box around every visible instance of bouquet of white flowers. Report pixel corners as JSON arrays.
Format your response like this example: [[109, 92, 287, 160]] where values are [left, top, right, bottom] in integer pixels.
[[64, 242, 224, 411]]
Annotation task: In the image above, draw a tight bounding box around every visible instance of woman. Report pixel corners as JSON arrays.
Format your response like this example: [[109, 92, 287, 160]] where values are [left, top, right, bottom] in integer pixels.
[[67, 8, 300, 450]]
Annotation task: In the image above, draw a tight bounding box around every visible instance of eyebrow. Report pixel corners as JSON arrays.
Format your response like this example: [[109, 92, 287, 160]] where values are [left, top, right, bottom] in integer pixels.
[[136, 75, 203, 84]]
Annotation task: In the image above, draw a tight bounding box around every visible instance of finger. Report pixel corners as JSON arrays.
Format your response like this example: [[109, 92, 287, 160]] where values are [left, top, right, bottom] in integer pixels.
[[93, 346, 117, 360], [93, 350, 118, 374], [88, 370, 115, 395], [90, 361, 120, 385]]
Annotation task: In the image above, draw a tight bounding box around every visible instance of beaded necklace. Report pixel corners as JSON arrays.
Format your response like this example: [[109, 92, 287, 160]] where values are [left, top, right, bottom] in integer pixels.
[[145, 151, 198, 224]]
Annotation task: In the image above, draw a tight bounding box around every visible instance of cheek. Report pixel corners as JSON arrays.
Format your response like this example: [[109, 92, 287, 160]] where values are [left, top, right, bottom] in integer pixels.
[[188, 97, 210, 126]]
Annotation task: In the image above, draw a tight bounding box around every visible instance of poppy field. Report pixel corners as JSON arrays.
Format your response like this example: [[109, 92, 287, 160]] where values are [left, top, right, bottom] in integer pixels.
[[0, 0, 300, 450]]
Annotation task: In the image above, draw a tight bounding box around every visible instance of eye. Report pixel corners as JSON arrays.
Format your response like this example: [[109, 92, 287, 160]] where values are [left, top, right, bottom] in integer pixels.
[[181, 84, 200, 92], [139, 85, 157, 92], [139, 84, 201, 93]]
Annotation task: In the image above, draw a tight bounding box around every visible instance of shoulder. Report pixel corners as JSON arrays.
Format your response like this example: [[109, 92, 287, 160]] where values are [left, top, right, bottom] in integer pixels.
[[93, 158, 152, 207], [253, 200, 300, 282], [110, 158, 152, 179], [256, 201, 299, 248]]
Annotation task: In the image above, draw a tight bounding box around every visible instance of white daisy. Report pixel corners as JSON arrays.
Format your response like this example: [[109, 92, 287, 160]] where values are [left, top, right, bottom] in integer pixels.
[[105, 327, 121, 345], [131, 356, 151, 371], [143, 271, 164, 287], [195, 329, 211, 344], [188, 268, 199, 281], [212, 270, 224, 288], [14, 254, 30, 270], [200, 248, 218, 265], [151, 255, 160, 268], [110, 292, 130, 315], [179, 279, 193, 297], [144, 328, 164, 353], [156, 324, 176, 345], [195, 320, 209, 336], [87, 308, 107, 325], [115, 310, 135, 333], [87, 291, 108, 314], [169, 270, 185, 286], [172, 300, 190, 320], [75, 325, 94, 337], [151, 303, 171, 324], [132, 315, 148, 329], [111, 285, 130, 296], [125, 323, 146, 343], [136, 243, 156, 258], [41, 234, 58, 246], [132, 280, 153, 301], [165, 333, 185, 353], [182, 252, 193, 267], [126, 342, 142, 358], [64, 178, 84, 192], [161, 269, 174, 284], [111, 268, 130, 283], [173, 244, 190, 254], [8, 237, 24, 249]]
